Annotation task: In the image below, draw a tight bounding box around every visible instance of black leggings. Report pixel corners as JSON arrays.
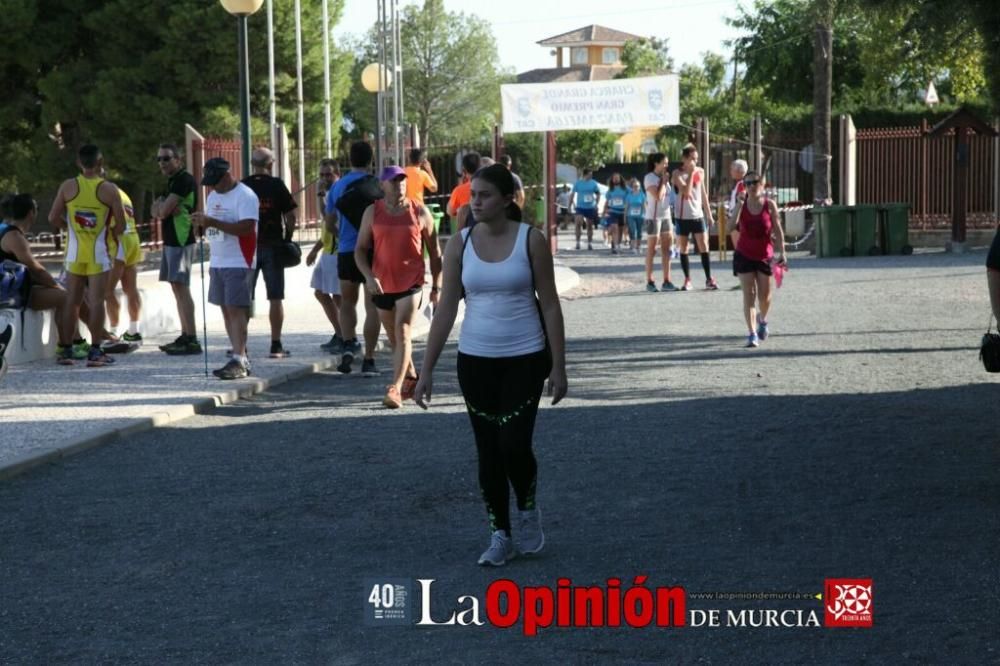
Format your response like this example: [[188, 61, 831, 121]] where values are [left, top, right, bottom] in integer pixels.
[[457, 349, 552, 535]]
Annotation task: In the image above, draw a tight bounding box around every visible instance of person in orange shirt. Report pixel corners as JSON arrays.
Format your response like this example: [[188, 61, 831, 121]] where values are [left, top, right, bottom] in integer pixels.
[[404, 148, 438, 204], [446, 152, 481, 219]]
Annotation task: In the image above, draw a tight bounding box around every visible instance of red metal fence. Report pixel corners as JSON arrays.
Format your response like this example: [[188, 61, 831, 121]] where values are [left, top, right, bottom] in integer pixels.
[[856, 121, 998, 228]]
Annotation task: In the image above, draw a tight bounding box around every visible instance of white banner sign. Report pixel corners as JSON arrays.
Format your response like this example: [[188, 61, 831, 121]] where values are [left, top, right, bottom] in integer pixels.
[[501, 74, 679, 134]]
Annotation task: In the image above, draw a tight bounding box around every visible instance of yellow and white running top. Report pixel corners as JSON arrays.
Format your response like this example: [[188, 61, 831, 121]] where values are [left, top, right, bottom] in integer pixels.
[[65, 174, 112, 276], [108, 191, 144, 266]]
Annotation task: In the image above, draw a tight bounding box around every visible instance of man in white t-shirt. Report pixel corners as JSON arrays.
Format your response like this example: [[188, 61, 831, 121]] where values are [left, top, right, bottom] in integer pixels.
[[191, 157, 260, 380]]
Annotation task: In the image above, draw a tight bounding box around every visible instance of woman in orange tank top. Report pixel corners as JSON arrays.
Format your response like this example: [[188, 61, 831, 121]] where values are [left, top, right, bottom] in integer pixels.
[[355, 166, 443, 409]]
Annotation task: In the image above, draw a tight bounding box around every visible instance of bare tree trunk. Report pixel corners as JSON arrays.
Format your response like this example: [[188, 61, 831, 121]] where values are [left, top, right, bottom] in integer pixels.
[[812, 0, 834, 205]]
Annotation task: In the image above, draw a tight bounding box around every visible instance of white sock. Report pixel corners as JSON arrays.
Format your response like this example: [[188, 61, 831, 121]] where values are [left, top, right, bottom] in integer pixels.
[[128, 321, 139, 335], [237, 354, 249, 367]]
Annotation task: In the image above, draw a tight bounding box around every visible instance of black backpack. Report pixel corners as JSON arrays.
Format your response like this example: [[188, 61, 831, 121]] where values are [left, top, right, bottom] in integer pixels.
[[334, 175, 383, 231]]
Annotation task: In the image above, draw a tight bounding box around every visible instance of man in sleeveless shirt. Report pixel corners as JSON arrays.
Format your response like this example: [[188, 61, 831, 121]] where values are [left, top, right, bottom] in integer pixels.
[[355, 166, 442, 409], [48, 144, 127, 367]]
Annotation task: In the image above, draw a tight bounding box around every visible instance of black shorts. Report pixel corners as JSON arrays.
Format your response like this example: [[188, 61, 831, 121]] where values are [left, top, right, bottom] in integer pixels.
[[987, 229, 1000, 271], [253, 245, 285, 300], [676, 218, 707, 236], [372, 285, 422, 311], [576, 209, 599, 223], [733, 250, 772, 276], [607, 212, 625, 226], [337, 251, 367, 284]]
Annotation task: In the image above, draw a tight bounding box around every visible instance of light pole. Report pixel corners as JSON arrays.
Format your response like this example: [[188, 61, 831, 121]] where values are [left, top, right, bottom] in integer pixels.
[[220, 0, 264, 178], [361, 62, 391, 169]]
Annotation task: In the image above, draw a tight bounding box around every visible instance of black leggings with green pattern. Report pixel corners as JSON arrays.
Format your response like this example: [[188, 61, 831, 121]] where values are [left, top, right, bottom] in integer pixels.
[[457, 349, 551, 535]]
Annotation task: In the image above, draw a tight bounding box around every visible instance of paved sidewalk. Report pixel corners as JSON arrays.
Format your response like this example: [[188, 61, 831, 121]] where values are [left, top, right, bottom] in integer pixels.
[[0, 258, 580, 478]]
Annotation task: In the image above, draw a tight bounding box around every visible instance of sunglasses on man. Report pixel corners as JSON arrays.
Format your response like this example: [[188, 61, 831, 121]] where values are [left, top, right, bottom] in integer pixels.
[[156, 155, 175, 163]]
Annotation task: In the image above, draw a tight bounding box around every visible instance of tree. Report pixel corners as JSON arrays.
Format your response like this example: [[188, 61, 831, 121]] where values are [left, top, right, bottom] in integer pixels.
[[399, 0, 507, 146], [556, 131, 617, 171], [617, 37, 674, 78], [729, 0, 990, 109], [865, 0, 999, 112], [0, 0, 351, 205]]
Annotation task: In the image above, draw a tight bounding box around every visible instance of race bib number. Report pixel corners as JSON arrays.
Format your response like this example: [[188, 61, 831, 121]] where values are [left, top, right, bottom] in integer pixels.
[[581, 192, 596, 206], [611, 196, 624, 207], [205, 226, 222, 239], [629, 206, 642, 216]]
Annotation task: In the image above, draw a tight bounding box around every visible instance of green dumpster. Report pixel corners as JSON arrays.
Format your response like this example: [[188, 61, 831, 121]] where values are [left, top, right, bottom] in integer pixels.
[[533, 197, 545, 228], [424, 203, 444, 259], [814, 205, 853, 257], [880, 203, 913, 255], [852, 204, 881, 256]]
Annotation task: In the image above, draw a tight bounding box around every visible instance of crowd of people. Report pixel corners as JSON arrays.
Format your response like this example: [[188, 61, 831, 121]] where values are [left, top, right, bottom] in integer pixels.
[[0, 140, 568, 567], [5, 137, 1000, 567]]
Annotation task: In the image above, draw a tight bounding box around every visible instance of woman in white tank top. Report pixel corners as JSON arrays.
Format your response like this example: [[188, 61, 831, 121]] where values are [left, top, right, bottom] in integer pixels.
[[415, 164, 567, 567]]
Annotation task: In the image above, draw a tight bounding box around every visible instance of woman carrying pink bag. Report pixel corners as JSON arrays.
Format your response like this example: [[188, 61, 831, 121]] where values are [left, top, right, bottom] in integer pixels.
[[725, 171, 787, 348]]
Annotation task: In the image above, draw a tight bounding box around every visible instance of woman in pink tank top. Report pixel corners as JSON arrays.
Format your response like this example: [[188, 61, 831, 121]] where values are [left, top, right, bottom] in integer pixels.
[[726, 171, 787, 347], [355, 166, 442, 409]]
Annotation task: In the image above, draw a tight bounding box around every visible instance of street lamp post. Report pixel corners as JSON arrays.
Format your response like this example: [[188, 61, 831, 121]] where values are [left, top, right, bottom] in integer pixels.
[[220, 0, 264, 178], [361, 62, 391, 169]]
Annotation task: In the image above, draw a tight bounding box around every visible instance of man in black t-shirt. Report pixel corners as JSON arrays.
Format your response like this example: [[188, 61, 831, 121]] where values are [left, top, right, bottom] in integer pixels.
[[152, 142, 202, 356], [242, 147, 298, 358]]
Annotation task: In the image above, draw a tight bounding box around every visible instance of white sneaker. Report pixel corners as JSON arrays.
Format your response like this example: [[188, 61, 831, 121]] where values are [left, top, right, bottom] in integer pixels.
[[477, 530, 516, 566], [517, 508, 544, 555]]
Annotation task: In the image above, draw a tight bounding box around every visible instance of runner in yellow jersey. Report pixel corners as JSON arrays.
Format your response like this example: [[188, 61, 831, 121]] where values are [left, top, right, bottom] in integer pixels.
[[48, 144, 127, 367], [105, 189, 144, 345]]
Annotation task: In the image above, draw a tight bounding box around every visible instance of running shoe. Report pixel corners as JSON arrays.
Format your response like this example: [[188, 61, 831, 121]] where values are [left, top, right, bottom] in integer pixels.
[[56, 345, 75, 366], [611, 246, 618, 255], [706, 277, 719, 290], [646, 281, 658, 293], [478, 530, 516, 567], [361, 358, 378, 377], [383, 385, 402, 409], [575, 241, 581, 250], [337, 350, 354, 374], [72, 339, 90, 359], [0, 324, 11, 381], [158, 334, 187, 352], [746, 333, 759, 348], [680, 279, 692, 291], [122, 332, 143, 344], [86, 346, 115, 367], [661, 281, 678, 292], [320, 334, 343, 353], [100, 340, 133, 354], [516, 509, 544, 555], [587, 242, 593, 251], [0, 324, 11, 357], [756, 314, 769, 341], [214, 359, 249, 380], [269, 341, 290, 358], [401, 374, 419, 400], [163, 337, 202, 356]]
